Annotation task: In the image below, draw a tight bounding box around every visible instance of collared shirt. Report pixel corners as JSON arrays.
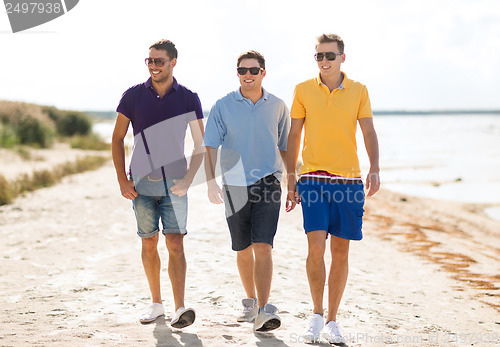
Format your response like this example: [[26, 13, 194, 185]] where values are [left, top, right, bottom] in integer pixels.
[[204, 88, 290, 186], [290, 72, 372, 178], [116, 77, 203, 179]]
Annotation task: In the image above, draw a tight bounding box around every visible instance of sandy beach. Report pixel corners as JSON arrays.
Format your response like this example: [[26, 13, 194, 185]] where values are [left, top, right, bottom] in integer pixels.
[[0, 155, 499, 347]]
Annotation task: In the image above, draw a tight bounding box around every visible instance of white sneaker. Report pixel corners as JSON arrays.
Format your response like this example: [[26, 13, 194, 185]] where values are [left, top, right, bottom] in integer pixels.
[[170, 307, 196, 328], [253, 303, 281, 332], [303, 313, 324, 343], [237, 298, 258, 322], [323, 320, 346, 345], [139, 303, 164, 323]]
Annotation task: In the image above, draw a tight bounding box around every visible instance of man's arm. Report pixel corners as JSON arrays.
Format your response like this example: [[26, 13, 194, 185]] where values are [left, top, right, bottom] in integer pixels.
[[170, 119, 205, 197], [280, 150, 287, 166], [358, 117, 380, 197], [111, 113, 138, 200], [204, 146, 224, 204], [285, 118, 305, 212]]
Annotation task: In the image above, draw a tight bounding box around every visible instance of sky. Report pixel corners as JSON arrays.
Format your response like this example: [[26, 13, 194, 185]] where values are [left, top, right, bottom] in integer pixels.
[[1, 0, 500, 112]]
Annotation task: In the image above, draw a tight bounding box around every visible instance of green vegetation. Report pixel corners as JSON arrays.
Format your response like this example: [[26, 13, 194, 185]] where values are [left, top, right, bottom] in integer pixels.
[[0, 100, 107, 149], [69, 134, 110, 151], [0, 155, 109, 205], [0, 100, 111, 205]]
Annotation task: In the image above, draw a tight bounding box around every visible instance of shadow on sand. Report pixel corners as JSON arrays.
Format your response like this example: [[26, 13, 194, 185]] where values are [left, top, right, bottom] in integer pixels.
[[147, 316, 203, 347]]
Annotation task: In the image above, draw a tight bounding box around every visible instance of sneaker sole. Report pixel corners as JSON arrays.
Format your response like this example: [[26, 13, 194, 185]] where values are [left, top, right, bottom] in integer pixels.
[[237, 316, 256, 323], [140, 313, 164, 324], [255, 318, 281, 332], [303, 334, 321, 343], [324, 335, 347, 346], [171, 309, 195, 328]]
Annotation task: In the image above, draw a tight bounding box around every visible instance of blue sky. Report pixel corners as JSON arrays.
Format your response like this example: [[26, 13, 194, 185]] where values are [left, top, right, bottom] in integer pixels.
[[1, 0, 499, 112]]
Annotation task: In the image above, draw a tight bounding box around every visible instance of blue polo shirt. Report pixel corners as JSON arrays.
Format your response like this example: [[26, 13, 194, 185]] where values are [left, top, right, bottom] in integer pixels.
[[204, 88, 289, 186], [116, 77, 203, 179]]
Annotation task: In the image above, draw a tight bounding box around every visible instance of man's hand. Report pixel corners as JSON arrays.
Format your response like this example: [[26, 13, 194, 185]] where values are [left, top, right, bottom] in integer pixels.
[[120, 179, 138, 200], [366, 171, 380, 197], [286, 178, 300, 212], [207, 180, 224, 204], [170, 178, 191, 197]]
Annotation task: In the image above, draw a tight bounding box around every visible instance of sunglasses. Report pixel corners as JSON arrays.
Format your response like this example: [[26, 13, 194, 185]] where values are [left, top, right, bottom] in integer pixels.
[[237, 67, 263, 75], [145, 58, 169, 67], [314, 52, 343, 61]]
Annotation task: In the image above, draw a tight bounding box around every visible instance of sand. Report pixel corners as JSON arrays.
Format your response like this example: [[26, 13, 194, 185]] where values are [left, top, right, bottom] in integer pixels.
[[0, 157, 499, 346]]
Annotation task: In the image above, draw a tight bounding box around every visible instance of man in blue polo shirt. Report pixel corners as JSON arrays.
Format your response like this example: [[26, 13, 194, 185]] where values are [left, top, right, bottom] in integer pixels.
[[203, 50, 290, 332], [111, 39, 204, 327]]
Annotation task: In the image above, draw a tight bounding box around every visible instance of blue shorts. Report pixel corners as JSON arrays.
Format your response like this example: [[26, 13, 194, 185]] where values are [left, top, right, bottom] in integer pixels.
[[296, 178, 365, 240], [223, 174, 281, 251], [132, 177, 188, 238]]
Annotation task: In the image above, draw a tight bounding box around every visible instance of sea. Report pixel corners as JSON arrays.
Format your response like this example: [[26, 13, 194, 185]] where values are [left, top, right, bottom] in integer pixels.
[[94, 113, 500, 221]]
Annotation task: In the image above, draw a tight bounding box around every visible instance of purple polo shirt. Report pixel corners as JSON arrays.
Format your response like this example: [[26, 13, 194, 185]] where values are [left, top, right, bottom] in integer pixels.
[[116, 77, 203, 179]]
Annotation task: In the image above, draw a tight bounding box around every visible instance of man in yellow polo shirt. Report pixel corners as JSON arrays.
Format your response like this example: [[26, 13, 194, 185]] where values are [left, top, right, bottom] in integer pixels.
[[286, 33, 380, 345]]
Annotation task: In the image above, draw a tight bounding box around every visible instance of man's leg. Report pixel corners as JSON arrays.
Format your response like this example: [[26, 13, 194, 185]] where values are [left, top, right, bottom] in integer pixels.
[[306, 230, 328, 315], [252, 242, 273, 306], [165, 234, 186, 311], [142, 233, 162, 304], [326, 235, 350, 322], [237, 245, 256, 299]]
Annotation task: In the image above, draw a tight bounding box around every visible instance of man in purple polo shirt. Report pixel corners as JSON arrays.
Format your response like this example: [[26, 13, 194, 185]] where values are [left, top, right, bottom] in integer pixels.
[[111, 39, 204, 327]]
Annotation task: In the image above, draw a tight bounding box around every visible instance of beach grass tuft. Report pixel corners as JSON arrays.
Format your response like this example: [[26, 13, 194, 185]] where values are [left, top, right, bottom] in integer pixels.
[[0, 155, 109, 205]]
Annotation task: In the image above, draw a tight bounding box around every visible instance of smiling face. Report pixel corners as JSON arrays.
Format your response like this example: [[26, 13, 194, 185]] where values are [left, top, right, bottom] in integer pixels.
[[148, 48, 176, 84], [237, 58, 266, 92], [315, 42, 345, 78]]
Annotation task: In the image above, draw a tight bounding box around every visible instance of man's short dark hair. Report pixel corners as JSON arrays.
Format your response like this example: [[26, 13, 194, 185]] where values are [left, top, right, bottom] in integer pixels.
[[316, 34, 344, 54], [149, 39, 178, 59], [237, 50, 265, 69]]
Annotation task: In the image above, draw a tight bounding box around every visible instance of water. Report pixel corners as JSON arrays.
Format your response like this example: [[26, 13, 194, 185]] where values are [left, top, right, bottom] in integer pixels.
[[357, 114, 500, 206]]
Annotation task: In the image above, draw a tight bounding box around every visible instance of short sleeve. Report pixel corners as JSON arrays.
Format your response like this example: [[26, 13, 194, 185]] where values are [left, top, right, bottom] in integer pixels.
[[203, 101, 226, 149], [277, 102, 290, 151], [290, 85, 306, 119], [191, 92, 204, 120], [116, 88, 134, 121], [357, 85, 373, 119]]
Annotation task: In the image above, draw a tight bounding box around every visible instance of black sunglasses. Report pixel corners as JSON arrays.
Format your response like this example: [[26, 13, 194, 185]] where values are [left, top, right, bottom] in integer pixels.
[[237, 67, 263, 75], [314, 52, 343, 61], [145, 58, 169, 67]]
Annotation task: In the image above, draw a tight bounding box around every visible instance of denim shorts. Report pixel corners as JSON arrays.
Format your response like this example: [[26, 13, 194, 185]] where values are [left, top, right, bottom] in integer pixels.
[[132, 177, 188, 238], [296, 178, 365, 240], [223, 174, 281, 251]]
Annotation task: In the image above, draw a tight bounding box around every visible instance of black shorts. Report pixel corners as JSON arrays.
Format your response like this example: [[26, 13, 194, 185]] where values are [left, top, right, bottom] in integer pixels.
[[223, 174, 281, 251]]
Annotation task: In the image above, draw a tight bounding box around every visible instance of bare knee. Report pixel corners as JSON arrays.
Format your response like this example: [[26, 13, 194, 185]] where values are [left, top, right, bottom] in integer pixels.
[[237, 245, 254, 260], [252, 243, 272, 257], [331, 239, 350, 263], [142, 234, 159, 254], [308, 241, 326, 260], [165, 234, 185, 256]]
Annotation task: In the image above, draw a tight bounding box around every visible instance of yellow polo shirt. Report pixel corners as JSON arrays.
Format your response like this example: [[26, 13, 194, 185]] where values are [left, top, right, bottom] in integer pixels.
[[290, 72, 372, 177]]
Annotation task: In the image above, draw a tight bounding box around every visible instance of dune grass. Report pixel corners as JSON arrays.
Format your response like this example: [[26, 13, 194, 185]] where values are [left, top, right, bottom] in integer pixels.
[[0, 155, 109, 205]]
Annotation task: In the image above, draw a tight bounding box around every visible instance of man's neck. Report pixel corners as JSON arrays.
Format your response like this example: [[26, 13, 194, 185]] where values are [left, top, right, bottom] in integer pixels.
[[240, 87, 263, 104], [152, 76, 174, 98], [320, 71, 344, 92]]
